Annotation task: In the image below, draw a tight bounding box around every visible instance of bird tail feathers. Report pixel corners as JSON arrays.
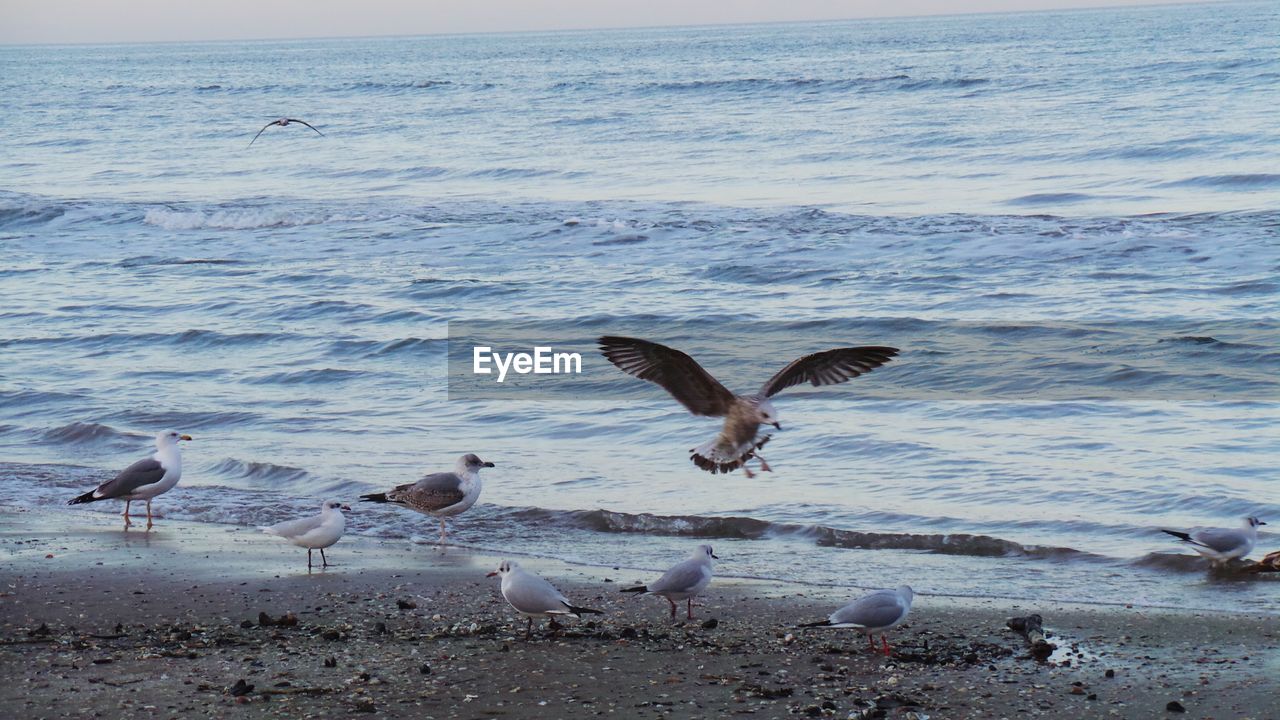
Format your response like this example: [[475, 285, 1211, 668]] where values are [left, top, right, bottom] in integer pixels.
[[359, 493, 389, 503], [563, 603, 603, 617], [799, 619, 833, 628], [68, 490, 99, 505], [1161, 529, 1201, 546], [690, 435, 770, 474], [620, 585, 648, 594]]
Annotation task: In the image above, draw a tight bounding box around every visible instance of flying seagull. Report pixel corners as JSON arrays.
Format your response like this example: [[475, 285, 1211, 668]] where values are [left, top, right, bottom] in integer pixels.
[[622, 544, 717, 620], [1161, 516, 1266, 565], [598, 336, 898, 476], [359, 453, 493, 544], [68, 430, 192, 530], [801, 585, 915, 656], [248, 117, 324, 146], [261, 500, 350, 571], [487, 560, 603, 639]]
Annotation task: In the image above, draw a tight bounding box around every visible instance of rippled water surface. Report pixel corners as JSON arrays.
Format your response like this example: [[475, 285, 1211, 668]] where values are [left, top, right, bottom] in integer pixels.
[[1, 1, 1277, 612]]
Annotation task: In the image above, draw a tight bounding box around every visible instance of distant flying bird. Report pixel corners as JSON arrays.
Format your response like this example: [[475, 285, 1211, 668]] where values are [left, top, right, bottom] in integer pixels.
[[801, 585, 915, 656], [261, 500, 350, 570], [488, 560, 603, 639], [359, 453, 493, 544], [1161, 516, 1266, 565], [248, 117, 324, 146], [598, 336, 898, 476], [68, 430, 192, 530], [622, 544, 718, 620]]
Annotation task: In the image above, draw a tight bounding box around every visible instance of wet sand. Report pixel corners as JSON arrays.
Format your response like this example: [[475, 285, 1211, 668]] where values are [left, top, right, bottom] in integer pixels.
[[2, 506, 1277, 719]]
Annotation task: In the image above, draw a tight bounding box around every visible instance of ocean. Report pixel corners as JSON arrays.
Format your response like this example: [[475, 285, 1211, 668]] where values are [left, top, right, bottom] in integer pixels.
[[1, 1, 1277, 612]]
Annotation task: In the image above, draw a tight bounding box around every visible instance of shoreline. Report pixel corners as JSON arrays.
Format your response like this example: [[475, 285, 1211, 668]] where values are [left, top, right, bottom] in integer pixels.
[[3, 506, 1278, 718]]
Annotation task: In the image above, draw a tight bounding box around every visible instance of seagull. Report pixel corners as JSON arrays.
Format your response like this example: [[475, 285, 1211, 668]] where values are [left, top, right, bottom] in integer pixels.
[[801, 585, 915, 656], [598, 336, 898, 476], [359, 454, 493, 545], [487, 560, 603, 639], [248, 117, 324, 146], [1161, 516, 1266, 565], [261, 500, 350, 570], [621, 544, 717, 620], [67, 430, 192, 530]]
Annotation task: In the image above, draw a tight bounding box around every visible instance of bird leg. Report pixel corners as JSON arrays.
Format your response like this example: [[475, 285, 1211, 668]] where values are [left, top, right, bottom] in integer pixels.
[[866, 633, 876, 653], [882, 635, 891, 657], [145, 500, 154, 530], [438, 518, 448, 546], [320, 548, 329, 568], [525, 617, 533, 641], [307, 549, 314, 571], [754, 452, 772, 473], [122, 500, 132, 529], [742, 464, 756, 479], [666, 597, 678, 620], [686, 598, 696, 620]]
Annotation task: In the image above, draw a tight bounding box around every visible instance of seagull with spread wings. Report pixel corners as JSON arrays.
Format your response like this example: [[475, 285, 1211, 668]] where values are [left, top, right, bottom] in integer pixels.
[[248, 117, 325, 146], [598, 336, 897, 477]]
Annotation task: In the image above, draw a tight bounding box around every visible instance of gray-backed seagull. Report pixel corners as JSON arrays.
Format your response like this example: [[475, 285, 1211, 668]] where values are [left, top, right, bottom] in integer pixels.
[[801, 585, 915, 656], [1161, 516, 1266, 565], [261, 500, 351, 570], [622, 544, 717, 620], [68, 429, 192, 530]]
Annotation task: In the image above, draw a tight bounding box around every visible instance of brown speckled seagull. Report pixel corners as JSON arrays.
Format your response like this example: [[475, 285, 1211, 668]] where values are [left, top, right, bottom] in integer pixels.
[[598, 336, 898, 477]]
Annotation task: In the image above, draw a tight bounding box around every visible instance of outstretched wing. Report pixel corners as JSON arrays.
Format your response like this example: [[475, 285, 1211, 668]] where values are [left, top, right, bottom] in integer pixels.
[[759, 346, 898, 398], [248, 121, 275, 147], [286, 118, 325, 136], [598, 336, 736, 417]]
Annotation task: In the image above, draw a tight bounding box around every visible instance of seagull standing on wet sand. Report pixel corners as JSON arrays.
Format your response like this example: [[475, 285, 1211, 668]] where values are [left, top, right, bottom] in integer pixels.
[[261, 500, 350, 570], [67, 430, 192, 530], [488, 560, 603, 639], [801, 585, 915, 656], [598, 336, 898, 477], [621, 544, 717, 620], [1161, 516, 1266, 565], [359, 453, 493, 544], [248, 117, 325, 146]]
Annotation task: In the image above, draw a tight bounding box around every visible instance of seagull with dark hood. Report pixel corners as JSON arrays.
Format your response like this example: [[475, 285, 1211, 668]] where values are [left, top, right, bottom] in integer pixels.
[[598, 336, 898, 476], [248, 117, 324, 146]]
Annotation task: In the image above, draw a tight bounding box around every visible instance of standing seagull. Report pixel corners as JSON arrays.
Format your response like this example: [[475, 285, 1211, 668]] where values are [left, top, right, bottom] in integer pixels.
[[261, 500, 350, 571], [359, 454, 493, 544], [621, 544, 717, 620], [598, 336, 898, 476], [1161, 516, 1266, 565], [248, 117, 324, 146], [801, 585, 915, 656], [487, 560, 603, 639], [68, 430, 192, 530]]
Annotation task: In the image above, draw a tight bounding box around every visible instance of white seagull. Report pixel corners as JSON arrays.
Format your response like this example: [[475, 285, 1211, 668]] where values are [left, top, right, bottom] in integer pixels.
[[359, 453, 493, 544], [68, 430, 192, 530], [598, 336, 897, 477], [261, 500, 351, 570], [1161, 516, 1266, 565], [801, 585, 915, 656], [248, 117, 325, 146], [487, 560, 602, 639], [622, 544, 718, 620]]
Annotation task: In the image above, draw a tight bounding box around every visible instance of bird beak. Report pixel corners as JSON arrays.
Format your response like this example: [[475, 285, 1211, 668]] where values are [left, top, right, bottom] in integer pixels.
[[180, 434, 193, 441], [711, 554, 720, 559], [1260, 521, 1269, 526], [483, 461, 495, 468], [340, 505, 352, 511], [485, 571, 498, 577], [771, 422, 781, 430]]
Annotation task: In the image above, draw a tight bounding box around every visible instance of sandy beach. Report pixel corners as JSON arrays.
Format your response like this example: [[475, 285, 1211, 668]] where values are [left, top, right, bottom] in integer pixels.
[[2, 506, 1276, 719]]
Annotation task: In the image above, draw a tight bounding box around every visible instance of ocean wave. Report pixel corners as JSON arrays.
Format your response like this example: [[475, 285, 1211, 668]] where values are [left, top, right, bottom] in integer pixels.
[[142, 207, 369, 230], [247, 368, 368, 385], [1159, 174, 1280, 190], [40, 422, 145, 446], [208, 458, 313, 485]]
